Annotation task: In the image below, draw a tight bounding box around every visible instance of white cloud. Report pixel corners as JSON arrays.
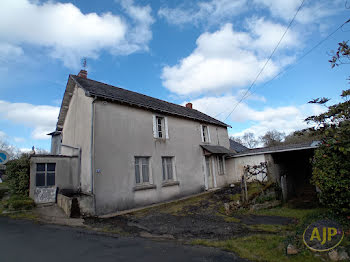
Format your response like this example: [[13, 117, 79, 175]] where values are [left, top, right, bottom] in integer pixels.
[[113, 0, 154, 55], [159, 0, 342, 27], [19, 148, 32, 153], [0, 131, 6, 140], [185, 95, 325, 138], [253, 0, 342, 25], [0, 100, 59, 140], [158, 0, 247, 26], [161, 22, 297, 95], [13, 137, 25, 143], [0, 0, 154, 68]]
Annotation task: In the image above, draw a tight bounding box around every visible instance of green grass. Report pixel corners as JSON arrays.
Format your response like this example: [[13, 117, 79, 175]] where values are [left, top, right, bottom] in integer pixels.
[[191, 235, 327, 262], [246, 224, 294, 233], [2, 195, 35, 211], [245, 205, 325, 221], [0, 181, 8, 189]]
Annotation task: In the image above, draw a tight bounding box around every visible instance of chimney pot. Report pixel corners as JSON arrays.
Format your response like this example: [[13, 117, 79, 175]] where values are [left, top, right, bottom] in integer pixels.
[[186, 102, 193, 109], [78, 69, 87, 78]]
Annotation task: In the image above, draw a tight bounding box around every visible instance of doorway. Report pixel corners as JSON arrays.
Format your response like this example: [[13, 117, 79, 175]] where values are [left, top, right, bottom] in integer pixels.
[[205, 156, 214, 189]]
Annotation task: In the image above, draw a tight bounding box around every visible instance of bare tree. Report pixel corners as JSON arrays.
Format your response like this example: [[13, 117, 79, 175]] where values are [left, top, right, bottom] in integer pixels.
[[0, 139, 20, 160], [259, 130, 285, 147], [231, 132, 259, 149]]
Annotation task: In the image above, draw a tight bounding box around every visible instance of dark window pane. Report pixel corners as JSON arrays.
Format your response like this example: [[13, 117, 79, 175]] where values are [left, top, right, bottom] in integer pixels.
[[36, 173, 45, 186], [47, 172, 55, 186], [135, 163, 140, 184], [162, 158, 166, 180], [167, 161, 173, 180], [47, 163, 56, 172], [36, 163, 45, 172], [166, 157, 173, 180], [142, 164, 149, 183]]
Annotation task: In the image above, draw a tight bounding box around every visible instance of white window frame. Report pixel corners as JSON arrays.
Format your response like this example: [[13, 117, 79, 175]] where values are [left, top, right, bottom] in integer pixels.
[[134, 157, 151, 185], [162, 156, 176, 181], [200, 125, 211, 143], [153, 115, 169, 139]]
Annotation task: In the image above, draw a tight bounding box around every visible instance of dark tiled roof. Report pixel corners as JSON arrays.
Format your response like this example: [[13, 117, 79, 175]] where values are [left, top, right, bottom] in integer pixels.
[[47, 131, 61, 136], [229, 139, 249, 153], [229, 141, 320, 157], [70, 75, 229, 127], [201, 145, 234, 154]]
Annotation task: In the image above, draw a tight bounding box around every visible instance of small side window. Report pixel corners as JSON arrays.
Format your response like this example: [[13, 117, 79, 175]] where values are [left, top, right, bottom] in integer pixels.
[[36, 163, 56, 187]]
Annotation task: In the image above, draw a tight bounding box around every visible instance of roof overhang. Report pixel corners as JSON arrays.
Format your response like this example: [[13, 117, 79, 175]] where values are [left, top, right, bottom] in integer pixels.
[[56, 75, 78, 131], [227, 143, 319, 158], [201, 145, 233, 155]]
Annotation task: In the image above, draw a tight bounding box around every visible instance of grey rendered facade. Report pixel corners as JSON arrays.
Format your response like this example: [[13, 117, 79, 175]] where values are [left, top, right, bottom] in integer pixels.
[[30, 71, 233, 215]]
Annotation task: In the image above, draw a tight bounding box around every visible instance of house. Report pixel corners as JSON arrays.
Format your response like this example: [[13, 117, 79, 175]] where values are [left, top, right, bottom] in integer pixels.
[[29, 70, 234, 215]]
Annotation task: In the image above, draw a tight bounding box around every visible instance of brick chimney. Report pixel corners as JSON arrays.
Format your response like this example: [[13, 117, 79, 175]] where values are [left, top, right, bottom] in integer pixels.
[[186, 103, 193, 109], [78, 69, 87, 78]]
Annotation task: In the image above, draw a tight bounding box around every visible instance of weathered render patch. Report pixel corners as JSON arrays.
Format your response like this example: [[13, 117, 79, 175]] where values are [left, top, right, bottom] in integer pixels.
[[34, 188, 57, 203]]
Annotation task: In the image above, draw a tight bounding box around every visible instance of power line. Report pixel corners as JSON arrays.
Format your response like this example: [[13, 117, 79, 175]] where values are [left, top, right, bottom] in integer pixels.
[[222, 0, 306, 122], [242, 17, 350, 100]]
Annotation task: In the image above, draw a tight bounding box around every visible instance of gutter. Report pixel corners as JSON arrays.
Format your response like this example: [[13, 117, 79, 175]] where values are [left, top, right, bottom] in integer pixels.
[[227, 145, 318, 158]]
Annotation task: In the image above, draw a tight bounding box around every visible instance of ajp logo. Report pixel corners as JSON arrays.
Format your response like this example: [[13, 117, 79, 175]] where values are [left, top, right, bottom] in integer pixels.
[[303, 220, 344, 252]]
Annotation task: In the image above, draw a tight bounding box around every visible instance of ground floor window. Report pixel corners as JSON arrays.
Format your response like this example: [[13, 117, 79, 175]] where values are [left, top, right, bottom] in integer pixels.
[[36, 163, 56, 187], [217, 156, 224, 174], [162, 157, 174, 181], [134, 157, 150, 184]]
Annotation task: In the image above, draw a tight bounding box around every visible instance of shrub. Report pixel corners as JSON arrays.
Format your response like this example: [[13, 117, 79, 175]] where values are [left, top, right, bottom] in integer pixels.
[[5, 154, 30, 196], [305, 89, 350, 216], [3, 195, 35, 210]]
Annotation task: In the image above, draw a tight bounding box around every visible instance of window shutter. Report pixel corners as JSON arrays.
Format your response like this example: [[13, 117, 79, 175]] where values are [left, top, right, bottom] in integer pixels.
[[207, 126, 211, 143], [165, 117, 169, 139], [152, 115, 157, 138], [200, 125, 204, 142]]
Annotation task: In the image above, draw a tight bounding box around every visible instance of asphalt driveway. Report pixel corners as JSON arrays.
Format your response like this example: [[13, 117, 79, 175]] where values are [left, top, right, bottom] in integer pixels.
[[0, 217, 248, 262]]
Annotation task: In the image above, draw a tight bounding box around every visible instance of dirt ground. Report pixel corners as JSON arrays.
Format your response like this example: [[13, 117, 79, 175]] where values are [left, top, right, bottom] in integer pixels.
[[84, 186, 295, 240]]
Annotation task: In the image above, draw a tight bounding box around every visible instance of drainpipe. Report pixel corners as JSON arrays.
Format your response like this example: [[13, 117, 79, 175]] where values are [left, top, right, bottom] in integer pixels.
[[91, 97, 97, 214]]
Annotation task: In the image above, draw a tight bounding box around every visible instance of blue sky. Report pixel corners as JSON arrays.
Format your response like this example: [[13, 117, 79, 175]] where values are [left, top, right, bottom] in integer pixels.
[[0, 0, 349, 151]]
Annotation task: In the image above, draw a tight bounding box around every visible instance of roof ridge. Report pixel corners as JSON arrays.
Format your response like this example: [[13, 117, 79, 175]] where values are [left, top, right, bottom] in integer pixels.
[[70, 75, 230, 127], [72, 75, 196, 111]]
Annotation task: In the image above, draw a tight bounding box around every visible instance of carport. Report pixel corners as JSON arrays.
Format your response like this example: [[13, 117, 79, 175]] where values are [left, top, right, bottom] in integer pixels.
[[226, 141, 320, 201]]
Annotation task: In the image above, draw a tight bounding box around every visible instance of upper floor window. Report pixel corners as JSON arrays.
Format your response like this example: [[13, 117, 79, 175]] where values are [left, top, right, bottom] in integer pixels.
[[36, 163, 56, 187], [153, 115, 169, 139], [134, 157, 150, 184], [201, 125, 211, 143], [162, 157, 174, 181], [156, 116, 164, 138]]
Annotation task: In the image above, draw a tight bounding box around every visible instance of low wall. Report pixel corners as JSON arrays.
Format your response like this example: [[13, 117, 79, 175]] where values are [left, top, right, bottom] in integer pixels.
[[57, 194, 73, 217], [57, 193, 94, 217]]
